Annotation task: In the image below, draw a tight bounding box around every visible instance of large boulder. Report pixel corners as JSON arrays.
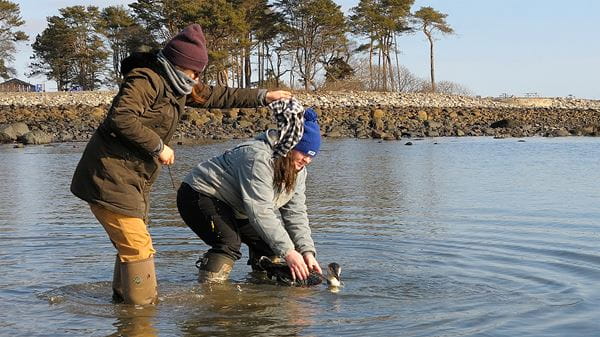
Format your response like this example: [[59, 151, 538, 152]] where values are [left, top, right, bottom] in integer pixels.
[[223, 108, 239, 119], [0, 122, 30, 142], [89, 106, 106, 120], [425, 120, 443, 129], [192, 114, 211, 126], [183, 109, 211, 126], [370, 108, 385, 119], [554, 128, 571, 137], [236, 119, 254, 129], [490, 118, 519, 129], [209, 109, 224, 125], [20, 130, 53, 145]]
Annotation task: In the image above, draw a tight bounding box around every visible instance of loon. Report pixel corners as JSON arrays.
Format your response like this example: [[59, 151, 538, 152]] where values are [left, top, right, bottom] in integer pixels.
[[258, 256, 342, 290], [326, 262, 342, 290]]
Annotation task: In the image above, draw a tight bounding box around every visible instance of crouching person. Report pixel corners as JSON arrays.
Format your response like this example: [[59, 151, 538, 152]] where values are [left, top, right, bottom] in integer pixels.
[[176, 102, 323, 283]]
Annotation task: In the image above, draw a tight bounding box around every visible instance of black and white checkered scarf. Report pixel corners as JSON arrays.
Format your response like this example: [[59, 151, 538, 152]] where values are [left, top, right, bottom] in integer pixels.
[[268, 98, 305, 158]]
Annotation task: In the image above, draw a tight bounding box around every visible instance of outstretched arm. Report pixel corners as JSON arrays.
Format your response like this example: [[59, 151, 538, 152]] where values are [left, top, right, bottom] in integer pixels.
[[265, 90, 292, 103], [186, 84, 291, 108]]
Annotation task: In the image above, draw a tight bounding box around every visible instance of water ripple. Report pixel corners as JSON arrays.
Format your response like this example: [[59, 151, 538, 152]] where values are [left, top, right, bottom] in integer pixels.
[[2, 139, 600, 336]]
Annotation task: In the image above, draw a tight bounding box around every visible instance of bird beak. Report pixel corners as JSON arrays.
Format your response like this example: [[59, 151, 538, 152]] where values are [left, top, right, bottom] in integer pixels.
[[332, 270, 341, 282]]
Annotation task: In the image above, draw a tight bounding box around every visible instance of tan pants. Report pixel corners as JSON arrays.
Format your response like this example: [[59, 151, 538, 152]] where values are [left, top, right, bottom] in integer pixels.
[[90, 203, 156, 262]]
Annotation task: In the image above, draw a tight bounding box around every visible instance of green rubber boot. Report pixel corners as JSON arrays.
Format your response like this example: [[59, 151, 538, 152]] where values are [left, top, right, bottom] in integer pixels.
[[112, 255, 124, 303], [120, 257, 158, 305], [196, 252, 234, 283]]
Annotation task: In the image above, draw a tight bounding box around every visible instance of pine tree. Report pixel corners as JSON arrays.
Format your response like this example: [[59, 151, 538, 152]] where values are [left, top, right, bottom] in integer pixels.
[[350, 0, 413, 91], [276, 0, 348, 90], [30, 6, 109, 90], [0, 0, 29, 79], [413, 6, 454, 93], [98, 5, 156, 85]]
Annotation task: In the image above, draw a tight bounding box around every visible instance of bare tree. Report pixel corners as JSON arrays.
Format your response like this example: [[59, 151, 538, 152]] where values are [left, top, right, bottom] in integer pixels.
[[351, 57, 425, 92], [433, 80, 473, 96]]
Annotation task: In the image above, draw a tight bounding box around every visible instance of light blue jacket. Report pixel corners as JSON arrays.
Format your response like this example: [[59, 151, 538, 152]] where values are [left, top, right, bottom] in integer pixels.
[[182, 130, 316, 257]]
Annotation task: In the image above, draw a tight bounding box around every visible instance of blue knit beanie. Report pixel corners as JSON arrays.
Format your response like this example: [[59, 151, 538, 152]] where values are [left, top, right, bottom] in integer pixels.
[[294, 108, 321, 156]]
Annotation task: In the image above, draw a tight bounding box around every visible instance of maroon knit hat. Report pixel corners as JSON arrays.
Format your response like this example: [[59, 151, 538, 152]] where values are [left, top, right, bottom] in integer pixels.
[[162, 24, 208, 72]]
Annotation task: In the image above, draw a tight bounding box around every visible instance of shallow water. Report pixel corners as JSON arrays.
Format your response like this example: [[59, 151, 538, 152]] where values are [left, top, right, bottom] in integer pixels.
[[0, 137, 599, 336]]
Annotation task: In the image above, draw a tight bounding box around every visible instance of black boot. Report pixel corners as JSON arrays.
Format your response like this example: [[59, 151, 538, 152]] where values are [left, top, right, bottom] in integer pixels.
[[196, 252, 234, 283]]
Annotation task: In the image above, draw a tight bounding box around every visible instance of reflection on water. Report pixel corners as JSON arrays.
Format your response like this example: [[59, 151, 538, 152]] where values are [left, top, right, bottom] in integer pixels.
[[1, 137, 600, 336]]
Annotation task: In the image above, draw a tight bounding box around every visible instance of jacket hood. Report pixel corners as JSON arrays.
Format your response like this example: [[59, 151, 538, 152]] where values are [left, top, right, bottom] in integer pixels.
[[120, 51, 160, 77], [255, 129, 280, 150], [120, 50, 180, 96]]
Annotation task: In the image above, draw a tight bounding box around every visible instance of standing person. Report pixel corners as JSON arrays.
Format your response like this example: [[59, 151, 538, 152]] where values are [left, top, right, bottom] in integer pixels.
[[70, 24, 291, 305], [176, 102, 323, 284]]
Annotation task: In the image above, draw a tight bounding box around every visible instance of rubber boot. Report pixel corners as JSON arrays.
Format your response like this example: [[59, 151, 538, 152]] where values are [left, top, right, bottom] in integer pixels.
[[112, 255, 124, 303], [120, 257, 158, 305], [196, 252, 234, 283]]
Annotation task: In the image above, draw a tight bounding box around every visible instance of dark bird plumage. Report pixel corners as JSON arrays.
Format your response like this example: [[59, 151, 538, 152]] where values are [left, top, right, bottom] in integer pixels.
[[258, 256, 323, 287]]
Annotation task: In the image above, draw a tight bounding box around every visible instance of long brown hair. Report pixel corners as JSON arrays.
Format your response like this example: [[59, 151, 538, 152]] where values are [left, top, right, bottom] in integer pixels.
[[273, 152, 298, 194]]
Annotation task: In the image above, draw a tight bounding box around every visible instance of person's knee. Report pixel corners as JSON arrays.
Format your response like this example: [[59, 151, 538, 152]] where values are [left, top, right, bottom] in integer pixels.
[[209, 244, 242, 261], [118, 245, 155, 262], [106, 220, 153, 260]]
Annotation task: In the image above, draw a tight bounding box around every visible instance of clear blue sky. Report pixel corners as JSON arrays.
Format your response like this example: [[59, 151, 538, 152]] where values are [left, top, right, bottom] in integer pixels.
[[12, 0, 600, 99]]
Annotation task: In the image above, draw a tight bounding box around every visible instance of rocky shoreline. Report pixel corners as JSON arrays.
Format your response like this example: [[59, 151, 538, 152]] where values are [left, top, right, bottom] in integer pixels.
[[0, 91, 598, 145]]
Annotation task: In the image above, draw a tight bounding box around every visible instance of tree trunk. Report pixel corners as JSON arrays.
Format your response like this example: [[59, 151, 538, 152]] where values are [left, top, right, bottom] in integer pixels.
[[381, 38, 387, 91], [386, 34, 395, 91], [244, 33, 251, 88], [237, 54, 243, 88], [290, 55, 296, 89], [261, 42, 266, 87], [299, 47, 310, 91], [377, 42, 381, 90], [426, 32, 435, 93], [258, 42, 263, 87], [393, 34, 401, 92], [369, 39, 374, 90]]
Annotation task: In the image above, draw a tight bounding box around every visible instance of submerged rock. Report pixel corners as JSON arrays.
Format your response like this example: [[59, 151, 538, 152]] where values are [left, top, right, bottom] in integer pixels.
[[20, 130, 53, 145]]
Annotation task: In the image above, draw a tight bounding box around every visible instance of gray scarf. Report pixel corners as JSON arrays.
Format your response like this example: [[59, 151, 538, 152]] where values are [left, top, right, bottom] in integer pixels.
[[156, 50, 196, 96]]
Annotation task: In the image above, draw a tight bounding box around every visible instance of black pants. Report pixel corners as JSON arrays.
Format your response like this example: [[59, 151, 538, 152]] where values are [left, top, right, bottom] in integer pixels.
[[176, 182, 275, 262]]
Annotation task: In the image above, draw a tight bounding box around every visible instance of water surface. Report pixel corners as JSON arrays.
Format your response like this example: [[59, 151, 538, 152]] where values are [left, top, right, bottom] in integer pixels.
[[0, 137, 599, 336]]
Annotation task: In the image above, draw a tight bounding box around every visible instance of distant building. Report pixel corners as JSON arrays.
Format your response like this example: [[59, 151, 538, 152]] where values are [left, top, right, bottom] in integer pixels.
[[0, 78, 37, 92]]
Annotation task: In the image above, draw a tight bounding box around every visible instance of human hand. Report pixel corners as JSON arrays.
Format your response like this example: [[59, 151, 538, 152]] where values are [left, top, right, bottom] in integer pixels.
[[303, 252, 322, 275], [265, 90, 292, 103], [158, 144, 175, 165], [284, 249, 310, 280]]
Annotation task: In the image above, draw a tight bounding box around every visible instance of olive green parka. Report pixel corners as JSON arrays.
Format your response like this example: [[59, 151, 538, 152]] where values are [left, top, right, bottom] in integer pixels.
[[70, 53, 265, 221]]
